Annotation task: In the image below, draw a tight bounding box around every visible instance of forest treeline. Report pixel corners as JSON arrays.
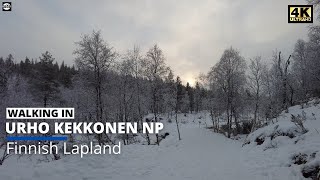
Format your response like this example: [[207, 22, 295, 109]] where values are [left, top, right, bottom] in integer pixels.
[[0, 31, 206, 147]]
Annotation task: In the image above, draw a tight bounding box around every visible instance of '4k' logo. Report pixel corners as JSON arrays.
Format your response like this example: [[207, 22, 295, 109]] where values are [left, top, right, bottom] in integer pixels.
[[288, 5, 313, 23]]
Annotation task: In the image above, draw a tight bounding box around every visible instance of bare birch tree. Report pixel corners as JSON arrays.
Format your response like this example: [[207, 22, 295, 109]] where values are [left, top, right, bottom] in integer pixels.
[[74, 30, 116, 145]]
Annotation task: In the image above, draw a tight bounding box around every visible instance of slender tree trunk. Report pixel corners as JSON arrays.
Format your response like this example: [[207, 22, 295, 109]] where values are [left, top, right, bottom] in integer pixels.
[[44, 96, 47, 107], [233, 108, 240, 135], [210, 110, 215, 131], [227, 106, 231, 138], [153, 86, 159, 145], [175, 111, 181, 140]]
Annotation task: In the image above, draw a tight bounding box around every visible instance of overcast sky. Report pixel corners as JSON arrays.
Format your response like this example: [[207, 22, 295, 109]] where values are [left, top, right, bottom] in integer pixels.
[[0, 0, 311, 85]]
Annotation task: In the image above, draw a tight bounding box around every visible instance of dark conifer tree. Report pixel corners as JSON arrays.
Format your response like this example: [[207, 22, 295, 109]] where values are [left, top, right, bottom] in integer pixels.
[[29, 51, 60, 107]]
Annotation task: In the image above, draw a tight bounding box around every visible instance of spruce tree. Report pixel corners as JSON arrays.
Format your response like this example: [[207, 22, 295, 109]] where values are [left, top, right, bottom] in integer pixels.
[[29, 51, 60, 107]]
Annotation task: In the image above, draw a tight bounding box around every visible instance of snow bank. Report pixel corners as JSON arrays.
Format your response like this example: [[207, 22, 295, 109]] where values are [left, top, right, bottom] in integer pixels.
[[243, 100, 320, 179]]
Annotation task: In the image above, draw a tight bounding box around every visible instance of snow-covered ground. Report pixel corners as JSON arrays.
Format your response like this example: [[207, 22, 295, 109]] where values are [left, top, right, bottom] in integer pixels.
[[243, 100, 320, 180], [0, 123, 266, 180], [0, 101, 319, 180]]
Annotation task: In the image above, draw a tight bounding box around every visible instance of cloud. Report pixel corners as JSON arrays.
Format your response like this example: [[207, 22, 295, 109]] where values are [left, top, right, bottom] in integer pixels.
[[0, 0, 310, 85]]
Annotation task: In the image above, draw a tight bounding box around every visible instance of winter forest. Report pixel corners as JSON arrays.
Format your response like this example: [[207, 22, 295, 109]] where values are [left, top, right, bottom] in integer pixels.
[[1, 1, 320, 180]]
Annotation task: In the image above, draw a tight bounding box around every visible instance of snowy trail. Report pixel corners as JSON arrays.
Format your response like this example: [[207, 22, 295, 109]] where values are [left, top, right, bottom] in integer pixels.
[[1, 123, 297, 180], [144, 125, 264, 180]]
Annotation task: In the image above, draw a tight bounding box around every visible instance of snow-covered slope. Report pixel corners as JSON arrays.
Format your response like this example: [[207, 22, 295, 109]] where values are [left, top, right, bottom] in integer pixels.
[[243, 100, 320, 180]]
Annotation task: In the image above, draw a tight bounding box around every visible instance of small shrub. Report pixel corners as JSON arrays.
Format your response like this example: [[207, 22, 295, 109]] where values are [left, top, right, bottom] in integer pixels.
[[292, 153, 308, 165], [291, 112, 308, 134], [302, 164, 320, 180], [241, 121, 253, 134], [270, 131, 296, 140], [160, 132, 169, 139], [220, 124, 229, 136], [255, 136, 265, 145]]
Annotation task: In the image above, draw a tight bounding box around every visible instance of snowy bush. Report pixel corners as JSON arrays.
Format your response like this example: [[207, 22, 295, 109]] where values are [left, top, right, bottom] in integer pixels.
[[302, 159, 320, 180], [243, 121, 303, 146], [290, 112, 308, 134], [292, 153, 308, 165]]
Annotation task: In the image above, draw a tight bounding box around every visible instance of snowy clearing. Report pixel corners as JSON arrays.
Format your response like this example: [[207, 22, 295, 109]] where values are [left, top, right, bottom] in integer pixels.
[[0, 124, 270, 180]]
